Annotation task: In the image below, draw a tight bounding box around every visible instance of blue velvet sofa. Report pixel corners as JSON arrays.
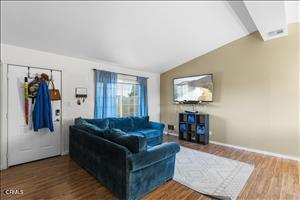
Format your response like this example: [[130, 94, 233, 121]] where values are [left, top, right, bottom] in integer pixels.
[[85, 116, 165, 147], [69, 116, 180, 200]]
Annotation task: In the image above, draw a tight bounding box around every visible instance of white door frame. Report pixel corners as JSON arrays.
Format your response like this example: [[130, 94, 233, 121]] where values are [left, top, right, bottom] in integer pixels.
[[0, 62, 63, 169], [0, 62, 9, 170]]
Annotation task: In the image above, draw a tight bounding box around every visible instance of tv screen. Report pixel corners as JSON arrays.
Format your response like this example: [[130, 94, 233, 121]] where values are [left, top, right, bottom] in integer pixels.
[[173, 74, 213, 102]]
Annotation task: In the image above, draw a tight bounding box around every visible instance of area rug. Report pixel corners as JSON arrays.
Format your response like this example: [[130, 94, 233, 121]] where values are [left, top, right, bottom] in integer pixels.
[[174, 146, 254, 200]]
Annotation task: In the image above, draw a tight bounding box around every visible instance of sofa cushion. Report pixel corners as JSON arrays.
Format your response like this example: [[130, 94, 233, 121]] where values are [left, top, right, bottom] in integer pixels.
[[103, 129, 147, 153], [74, 118, 108, 137], [75, 117, 109, 129], [85, 118, 109, 129], [137, 129, 161, 139], [108, 117, 133, 132], [127, 131, 145, 137], [103, 128, 126, 139], [131, 116, 149, 131]]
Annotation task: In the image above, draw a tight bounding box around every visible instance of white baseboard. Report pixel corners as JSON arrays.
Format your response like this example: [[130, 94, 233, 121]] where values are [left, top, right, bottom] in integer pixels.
[[61, 151, 69, 155], [1, 151, 69, 170], [210, 140, 300, 162], [164, 133, 299, 162]]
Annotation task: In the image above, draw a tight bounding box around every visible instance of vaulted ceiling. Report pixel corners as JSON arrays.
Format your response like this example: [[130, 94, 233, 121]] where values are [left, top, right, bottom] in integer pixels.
[[1, 1, 299, 73]]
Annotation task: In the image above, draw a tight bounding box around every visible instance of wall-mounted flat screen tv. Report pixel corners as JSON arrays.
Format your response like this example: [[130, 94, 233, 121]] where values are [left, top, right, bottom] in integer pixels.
[[173, 74, 213, 103]]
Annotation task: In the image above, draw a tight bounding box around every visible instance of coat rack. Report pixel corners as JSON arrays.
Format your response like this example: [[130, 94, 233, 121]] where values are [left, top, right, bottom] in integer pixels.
[[27, 67, 33, 79], [27, 66, 55, 82]]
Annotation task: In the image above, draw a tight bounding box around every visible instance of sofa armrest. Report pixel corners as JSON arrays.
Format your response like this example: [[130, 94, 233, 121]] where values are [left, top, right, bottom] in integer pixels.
[[147, 121, 165, 131], [128, 142, 180, 172]]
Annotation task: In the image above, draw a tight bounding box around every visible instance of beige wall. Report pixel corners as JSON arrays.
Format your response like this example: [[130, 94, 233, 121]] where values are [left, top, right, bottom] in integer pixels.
[[160, 23, 300, 158]]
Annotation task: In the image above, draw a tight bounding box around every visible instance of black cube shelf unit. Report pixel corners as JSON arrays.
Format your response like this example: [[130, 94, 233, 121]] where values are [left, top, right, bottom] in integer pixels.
[[178, 112, 209, 144]]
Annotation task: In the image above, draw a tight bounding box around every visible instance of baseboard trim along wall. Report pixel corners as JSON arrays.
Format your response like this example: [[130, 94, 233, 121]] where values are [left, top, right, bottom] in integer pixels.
[[210, 140, 300, 162], [164, 133, 299, 162], [61, 151, 69, 155]]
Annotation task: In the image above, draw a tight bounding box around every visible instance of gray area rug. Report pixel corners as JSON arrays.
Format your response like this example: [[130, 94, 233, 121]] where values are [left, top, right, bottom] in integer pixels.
[[174, 146, 254, 200]]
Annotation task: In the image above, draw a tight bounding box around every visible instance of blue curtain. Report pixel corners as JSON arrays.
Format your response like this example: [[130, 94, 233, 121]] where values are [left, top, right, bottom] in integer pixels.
[[137, 76, 148, 116], [94, 70, 117, 118]]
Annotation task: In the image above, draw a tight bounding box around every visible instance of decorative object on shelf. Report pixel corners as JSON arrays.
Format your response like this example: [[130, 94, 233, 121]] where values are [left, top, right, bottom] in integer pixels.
[[187, 114, 196, 123], [178, 112, 209, 144], [179, 123, 187, 132], [75, 87, 87, 105], [196, 125, 206, 135]]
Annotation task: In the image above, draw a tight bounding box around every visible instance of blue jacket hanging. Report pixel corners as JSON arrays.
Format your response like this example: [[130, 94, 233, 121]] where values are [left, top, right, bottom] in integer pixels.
[[32, 80, 54, 132]]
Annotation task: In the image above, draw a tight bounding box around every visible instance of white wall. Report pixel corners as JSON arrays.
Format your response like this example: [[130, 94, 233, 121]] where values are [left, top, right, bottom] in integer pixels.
[[0, 44, 160, 169]]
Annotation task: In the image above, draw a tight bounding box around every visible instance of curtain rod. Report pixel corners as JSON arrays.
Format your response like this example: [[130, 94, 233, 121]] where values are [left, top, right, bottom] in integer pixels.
[[92, 68, 149, 79]]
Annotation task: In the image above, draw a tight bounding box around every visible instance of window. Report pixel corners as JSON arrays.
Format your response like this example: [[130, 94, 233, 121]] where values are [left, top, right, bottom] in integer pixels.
[[94, 70, 147, 119], [116, 74, 139, 117]]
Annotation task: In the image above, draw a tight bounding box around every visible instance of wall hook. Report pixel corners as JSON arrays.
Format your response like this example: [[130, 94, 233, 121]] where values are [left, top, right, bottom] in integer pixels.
[[27, 67, 31, 78], [50, 70, 53, 81]]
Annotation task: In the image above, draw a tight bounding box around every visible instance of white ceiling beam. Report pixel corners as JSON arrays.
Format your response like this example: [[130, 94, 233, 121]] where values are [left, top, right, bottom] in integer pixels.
[[244, 1, 288, 41]]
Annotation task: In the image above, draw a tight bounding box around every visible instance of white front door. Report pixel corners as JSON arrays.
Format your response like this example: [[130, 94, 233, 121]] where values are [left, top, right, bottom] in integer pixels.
[[7, 65, 61, 166]]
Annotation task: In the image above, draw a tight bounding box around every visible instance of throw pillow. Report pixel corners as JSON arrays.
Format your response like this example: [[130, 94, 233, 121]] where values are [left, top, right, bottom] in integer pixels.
[[85, 118, 109, 129], [108, 117, 133, 132], [75, 117, 107, 137], [103, 129, 147, 153], [103, 128, 126, 140], [131, 116, 149, 130]]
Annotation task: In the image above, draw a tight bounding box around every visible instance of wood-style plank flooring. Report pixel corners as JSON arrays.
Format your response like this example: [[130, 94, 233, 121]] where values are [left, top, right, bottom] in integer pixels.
[[1, 135, 299, 200]]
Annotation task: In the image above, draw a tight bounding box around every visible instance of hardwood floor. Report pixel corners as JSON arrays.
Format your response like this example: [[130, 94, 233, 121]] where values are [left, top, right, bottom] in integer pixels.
[[1, 135, 299, 200]]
